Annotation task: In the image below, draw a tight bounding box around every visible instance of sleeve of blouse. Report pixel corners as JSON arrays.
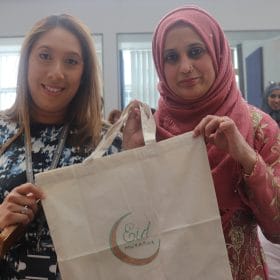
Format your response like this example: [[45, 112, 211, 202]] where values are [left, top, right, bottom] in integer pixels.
[[239, 109, 280, 243]]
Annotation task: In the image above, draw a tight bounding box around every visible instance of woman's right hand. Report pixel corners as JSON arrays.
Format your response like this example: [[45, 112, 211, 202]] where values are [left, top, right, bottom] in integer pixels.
[[0, 183, 45, 230]]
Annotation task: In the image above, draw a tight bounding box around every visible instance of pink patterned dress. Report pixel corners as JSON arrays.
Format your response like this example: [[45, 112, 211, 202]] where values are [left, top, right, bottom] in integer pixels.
[[222, 106, 280, 280]]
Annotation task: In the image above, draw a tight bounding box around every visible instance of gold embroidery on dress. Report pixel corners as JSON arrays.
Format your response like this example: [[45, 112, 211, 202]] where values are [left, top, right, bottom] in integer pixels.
[[226, 212, 265, 279], [269, 133, 280, 221], [251, 108, 280, 221], [229, 226, 245, 251]]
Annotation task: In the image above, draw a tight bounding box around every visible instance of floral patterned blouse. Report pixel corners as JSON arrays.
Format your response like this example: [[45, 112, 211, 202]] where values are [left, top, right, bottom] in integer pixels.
[[0, 119, 121, 280], [224, 106, 280, 280]]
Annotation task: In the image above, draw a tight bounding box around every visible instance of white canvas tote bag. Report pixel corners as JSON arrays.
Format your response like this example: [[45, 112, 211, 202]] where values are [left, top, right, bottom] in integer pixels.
[[36, 103, 232, 280]]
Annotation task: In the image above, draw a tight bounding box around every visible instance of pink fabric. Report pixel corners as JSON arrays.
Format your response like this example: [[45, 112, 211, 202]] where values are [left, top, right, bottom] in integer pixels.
[[152, 5, 254, 228]]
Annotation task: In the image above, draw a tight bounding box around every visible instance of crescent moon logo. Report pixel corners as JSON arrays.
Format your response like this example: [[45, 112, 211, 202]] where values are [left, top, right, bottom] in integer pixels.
[[109, 212, 160, 265]]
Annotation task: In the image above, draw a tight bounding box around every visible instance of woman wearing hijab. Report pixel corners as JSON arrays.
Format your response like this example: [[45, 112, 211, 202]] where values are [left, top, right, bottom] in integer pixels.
[[151, 5, 280, 279], [262, 82, 280, 126]]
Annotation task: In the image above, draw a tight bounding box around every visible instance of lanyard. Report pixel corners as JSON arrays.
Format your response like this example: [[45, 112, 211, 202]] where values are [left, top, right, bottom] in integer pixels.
[[24, 123, 70, 184]]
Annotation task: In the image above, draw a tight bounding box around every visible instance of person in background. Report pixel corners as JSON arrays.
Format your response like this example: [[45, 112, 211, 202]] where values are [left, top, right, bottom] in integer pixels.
[[261, 81, 280, 126], [147, 5, 280, 279], [108, 108, 122, 124], [0, 14, 137, 279]]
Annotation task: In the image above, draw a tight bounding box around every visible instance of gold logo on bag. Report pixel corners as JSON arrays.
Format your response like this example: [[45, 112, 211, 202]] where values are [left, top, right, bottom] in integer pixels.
[[109, 212, 160, 265]]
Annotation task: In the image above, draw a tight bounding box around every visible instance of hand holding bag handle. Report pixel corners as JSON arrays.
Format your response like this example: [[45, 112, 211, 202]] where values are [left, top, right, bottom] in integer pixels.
[[84, 101, 156, 162], [0, 124, 69, 258]]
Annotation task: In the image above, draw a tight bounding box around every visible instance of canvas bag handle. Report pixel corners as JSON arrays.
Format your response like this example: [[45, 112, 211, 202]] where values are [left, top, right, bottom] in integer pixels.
[[84, 102, 156, 162]]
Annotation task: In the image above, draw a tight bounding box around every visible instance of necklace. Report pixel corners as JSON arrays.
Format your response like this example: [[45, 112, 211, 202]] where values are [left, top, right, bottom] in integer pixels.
[[24, 123, 70, 184]]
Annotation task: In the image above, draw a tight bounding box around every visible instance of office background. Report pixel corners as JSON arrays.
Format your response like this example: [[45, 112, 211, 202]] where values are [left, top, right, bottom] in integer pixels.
[[0, 0, 280, 116]]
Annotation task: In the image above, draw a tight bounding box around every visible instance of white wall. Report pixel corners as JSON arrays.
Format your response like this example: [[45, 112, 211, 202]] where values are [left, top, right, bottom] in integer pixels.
[[1, 0, 280, 115], [263, 38, 280, 86]]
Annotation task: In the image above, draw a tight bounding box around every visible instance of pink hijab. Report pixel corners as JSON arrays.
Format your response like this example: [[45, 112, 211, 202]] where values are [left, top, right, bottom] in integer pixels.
[[152, 5, 254, 229]]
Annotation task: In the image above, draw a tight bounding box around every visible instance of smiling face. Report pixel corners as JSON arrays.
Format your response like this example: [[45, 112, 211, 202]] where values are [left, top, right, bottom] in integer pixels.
[[28, 26, 84, 124], [163, 24, 216, 100], [268, 89, 280, 111]]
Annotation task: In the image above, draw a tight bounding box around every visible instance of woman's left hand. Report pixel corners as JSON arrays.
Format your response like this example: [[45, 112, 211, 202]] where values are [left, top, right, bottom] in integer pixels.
[[122, 101, 145, 150], [193, 115, 257, 174]]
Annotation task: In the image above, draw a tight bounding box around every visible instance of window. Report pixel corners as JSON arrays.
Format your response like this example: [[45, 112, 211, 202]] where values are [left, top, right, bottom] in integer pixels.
[[231, 45, 244, 93], [118, 34, 159, 109], [0, 37, 22, 110], [93, 34, 103, 72]]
